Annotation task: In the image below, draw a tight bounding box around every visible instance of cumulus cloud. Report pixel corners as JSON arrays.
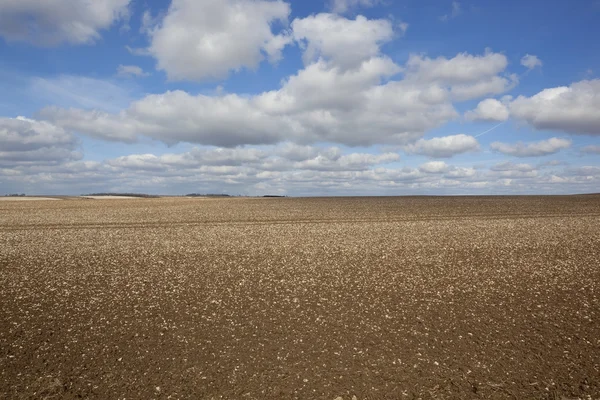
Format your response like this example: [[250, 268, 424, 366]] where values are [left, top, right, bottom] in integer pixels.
[[117, 65, 150, 78], [490, 138, 572, 157], [406, 51, 507, 84], [296, 151, 399, 171], [40, 49, 519, 147], [147, 0, 291, 81], [3, 143, 599, 195], [0, 0, 130, 46], [490, 162, 535, 172], [292, 14, 394, 69], [419, 161, 448, 173], [445, 166, 476, 178], [465, 98, 510, 122], [38, 48, 521, 148], [34, 50, 515, 147], [509, 80, 600, 135], [39, 91, 285, 145], [521, 54, 542, 69], [405, 51, 517, 101], [40, 54, 459, 147], [488, 162, 538, 178], [106, 144, 398, 174], [0, 117, 81, 166], [403, 134, 480, 158]]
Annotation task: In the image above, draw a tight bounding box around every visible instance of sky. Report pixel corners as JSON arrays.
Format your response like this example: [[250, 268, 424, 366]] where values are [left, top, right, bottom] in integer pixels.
[[0, 0, 599, 196]]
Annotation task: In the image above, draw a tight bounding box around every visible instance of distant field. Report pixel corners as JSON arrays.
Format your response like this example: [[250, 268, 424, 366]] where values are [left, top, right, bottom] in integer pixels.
[[0, 197, 61, 201], [1, 196, 599, 399], [80, 195, 144, 200]]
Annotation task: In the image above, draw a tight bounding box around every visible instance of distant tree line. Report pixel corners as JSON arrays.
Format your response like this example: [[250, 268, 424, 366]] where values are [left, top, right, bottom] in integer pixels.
[[5, 193, 27, 197], [83, 193, 159, 198], [186, 193, 287, 198], [186, 193, 231, 197]]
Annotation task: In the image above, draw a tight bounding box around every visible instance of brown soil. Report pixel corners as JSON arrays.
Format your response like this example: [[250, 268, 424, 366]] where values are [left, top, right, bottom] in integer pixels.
[[1, 196, 599, 399]]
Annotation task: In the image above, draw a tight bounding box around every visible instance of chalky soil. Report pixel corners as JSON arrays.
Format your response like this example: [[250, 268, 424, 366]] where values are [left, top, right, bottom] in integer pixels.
[[1, 196, 599, 399]]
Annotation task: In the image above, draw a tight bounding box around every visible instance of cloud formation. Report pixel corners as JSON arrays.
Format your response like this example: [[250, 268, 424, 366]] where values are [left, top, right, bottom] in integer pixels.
[[490, 138, 572, 157], [419, 161, 448, 173], [405, 51, 517, 101], [0, 0, 130, 46], [5, 145, 597, 196], [41, 53, 472, 146], [465, 98, 510, 122], [39, 49, 517, 148], [521, 54, 542, 69], [509, 80, 600, 135], [0, 117, 81, 166], [292, 14, 394, 69], [147, 0, 291, 81], [403, 134, 480, 158]]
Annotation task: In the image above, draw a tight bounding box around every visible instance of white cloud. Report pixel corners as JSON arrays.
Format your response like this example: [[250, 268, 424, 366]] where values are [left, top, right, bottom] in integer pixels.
[[329, 0, 380, 14], [117, 65, 150, 78], [40, 55, 458, 147], [521, 54, 543, 69], [276, 143, 320, 161], [566, 166, 600, 177], [147, 0, 291, 81], [403, 134, 480, 158], [439, 1, 461, 22], [445, 166, 476, 178], [4, 144, 599, 196], [406, 51, 507, 84], [509, 80, 600, 135], [0, 0, 130, 46], [31, 50, 513, 148], [405, 51, 517, 101], [106, 144, 398, 174], [419, 161, 448, 173], [488, 162, 538, 178], [490, 138, 572, 157], [490, 162, 535, 172], [292, 14, 394, 69], [450, 75, 518, 101], [296, 151, 399, 171], [465, 98, 510, 122], [40, 91, 284, 145], [0, 117, 80, 166], [256, 57, 401, 113]]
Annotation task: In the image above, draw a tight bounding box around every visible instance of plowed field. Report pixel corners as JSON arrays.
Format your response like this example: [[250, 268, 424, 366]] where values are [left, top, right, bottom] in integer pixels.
[[1, 196, 599, 399]]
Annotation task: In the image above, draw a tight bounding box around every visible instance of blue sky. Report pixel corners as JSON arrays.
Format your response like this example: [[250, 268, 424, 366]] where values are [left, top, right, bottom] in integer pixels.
[[0, 0, 599, 196]]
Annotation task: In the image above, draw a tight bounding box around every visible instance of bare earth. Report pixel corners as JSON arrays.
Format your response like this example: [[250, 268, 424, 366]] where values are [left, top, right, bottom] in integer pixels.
[[1, 196, 599, 399]]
